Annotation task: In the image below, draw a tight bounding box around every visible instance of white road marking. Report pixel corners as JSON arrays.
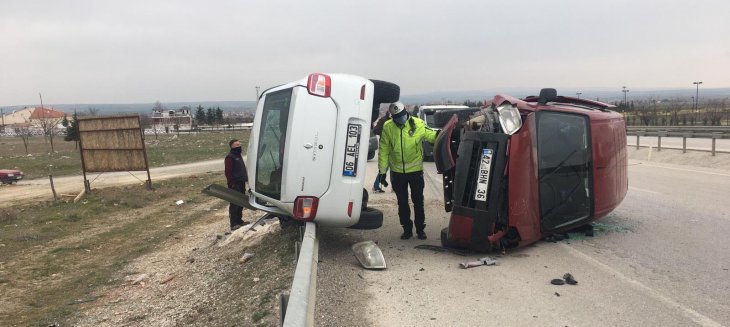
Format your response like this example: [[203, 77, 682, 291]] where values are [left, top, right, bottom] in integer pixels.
[[637, 163, 730, 177], [561, 244, 723, 327], [628, 186, 661, 195]]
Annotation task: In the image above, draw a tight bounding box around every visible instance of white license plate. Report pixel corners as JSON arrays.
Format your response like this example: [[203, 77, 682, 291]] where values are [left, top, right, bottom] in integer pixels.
[[474, 148, 493, 202], [342, 123, 361, 177]]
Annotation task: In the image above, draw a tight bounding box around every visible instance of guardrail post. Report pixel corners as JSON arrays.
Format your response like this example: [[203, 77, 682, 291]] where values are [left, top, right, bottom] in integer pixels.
[[683, 136, 687, 154], [636, 135, 640, 150], [657, 132, 668, 152], [710, 132, 724, 156]]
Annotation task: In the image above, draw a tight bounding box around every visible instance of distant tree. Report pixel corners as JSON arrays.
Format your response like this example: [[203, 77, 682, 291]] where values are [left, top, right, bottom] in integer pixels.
[[195, 105, 206, 125], [635, 101, 656, 126], [215, 107, 223, 125], [139, 113, 159, 139], [665, 98, 686, 126], [87, 107, 99, 116], [62, 113, 80, 148], [206, 108, 214, 125], [153, 101, 164, 111], [705, 100, 726, 126]]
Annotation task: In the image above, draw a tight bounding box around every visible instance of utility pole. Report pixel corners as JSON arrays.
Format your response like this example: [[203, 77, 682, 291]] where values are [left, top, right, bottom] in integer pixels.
[[575, 92, 582, 99], [39, 92, 58, 200], [621, 86, 629, 107], [693, 81, 702, 123]]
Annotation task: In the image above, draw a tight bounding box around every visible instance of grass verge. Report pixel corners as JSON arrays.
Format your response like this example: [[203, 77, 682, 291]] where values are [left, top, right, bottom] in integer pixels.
[[0, 130, 250, 180], [0, 172, 295, 326]]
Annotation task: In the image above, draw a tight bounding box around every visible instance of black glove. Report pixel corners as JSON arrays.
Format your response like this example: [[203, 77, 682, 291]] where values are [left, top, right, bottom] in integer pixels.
[[379, 173, 388, 187]]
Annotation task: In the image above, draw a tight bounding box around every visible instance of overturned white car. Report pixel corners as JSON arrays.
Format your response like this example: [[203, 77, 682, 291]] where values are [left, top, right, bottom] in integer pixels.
[[205, 73, 400, 229]]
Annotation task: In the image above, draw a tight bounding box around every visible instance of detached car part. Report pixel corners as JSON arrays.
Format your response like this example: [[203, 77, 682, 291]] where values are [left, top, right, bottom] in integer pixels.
[[352, 241, 386, 270]]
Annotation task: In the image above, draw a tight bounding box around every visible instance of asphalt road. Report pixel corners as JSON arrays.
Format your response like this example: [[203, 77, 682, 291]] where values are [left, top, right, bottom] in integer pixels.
[[315, 158, 730, 326]]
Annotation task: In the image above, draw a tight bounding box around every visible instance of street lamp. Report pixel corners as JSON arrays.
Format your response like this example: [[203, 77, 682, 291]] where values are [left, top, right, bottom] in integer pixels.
[[576, 92, 582, 98], [693, 81, 702, 123], [622, 86, 629, 110]]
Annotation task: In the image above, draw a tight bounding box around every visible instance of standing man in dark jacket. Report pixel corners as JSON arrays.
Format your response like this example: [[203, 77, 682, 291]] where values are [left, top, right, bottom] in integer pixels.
[[378, 102, 437, 240], [225, 139, 249, 230]]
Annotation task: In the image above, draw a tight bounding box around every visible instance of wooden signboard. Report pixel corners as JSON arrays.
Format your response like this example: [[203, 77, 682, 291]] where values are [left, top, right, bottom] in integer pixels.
[[77, 115, 151, 191]]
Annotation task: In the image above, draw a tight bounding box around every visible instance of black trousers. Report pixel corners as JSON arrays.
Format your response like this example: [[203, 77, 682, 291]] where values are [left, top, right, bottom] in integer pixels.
[[390, 171, 426, 233], [228, 181, 245, 228]]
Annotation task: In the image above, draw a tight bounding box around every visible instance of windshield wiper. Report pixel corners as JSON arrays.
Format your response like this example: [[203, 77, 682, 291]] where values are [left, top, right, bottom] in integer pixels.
[[539, 149, 577, 182]]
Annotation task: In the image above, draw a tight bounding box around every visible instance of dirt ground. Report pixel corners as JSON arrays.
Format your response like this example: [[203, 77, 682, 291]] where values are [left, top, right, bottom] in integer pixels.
[[0, 174, 296, 327]]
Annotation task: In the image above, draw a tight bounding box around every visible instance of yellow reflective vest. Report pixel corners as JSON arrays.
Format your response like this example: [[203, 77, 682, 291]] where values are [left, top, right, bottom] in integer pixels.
[[378, 116, 437, 174]]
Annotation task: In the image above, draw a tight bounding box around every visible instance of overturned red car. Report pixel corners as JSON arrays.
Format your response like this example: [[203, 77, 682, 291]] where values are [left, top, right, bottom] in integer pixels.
[[434, 88, 628, 252]]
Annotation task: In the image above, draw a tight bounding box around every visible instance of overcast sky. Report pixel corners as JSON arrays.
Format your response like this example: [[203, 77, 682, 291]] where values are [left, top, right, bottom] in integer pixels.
[[1, 0, 729, 105]]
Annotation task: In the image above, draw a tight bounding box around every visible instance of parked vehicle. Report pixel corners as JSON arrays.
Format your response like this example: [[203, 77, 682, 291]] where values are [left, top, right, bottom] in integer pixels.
[[434, 89, 628, 252], [416, 105, 469, 160], [0, 169, 24, 184], [207, 73, 400, 229]]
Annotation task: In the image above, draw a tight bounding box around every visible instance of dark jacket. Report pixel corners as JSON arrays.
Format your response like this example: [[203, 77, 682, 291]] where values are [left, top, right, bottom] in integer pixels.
[[372, 112, 391, 136], [224, 148, 248, 186]]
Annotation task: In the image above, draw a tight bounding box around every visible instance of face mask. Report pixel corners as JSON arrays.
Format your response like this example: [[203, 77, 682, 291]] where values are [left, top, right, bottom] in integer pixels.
[[232, 146, 242, 154], [394, 114, 408, 125]]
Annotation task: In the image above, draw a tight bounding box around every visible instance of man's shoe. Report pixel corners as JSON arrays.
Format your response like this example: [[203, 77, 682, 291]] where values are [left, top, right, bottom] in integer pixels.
[[231, 224, 243, 231], [400, 232, 413, 240], [417, 231, 427, 240]]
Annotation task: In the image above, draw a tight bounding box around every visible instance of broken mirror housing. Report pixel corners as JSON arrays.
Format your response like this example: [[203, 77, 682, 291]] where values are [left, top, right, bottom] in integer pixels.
[[352, 240, 386, 270], [495, 102, 522, 135]]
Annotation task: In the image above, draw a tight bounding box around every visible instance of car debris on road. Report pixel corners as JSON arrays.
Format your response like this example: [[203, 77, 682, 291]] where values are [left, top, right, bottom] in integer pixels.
[[459, 256, 497, 269]]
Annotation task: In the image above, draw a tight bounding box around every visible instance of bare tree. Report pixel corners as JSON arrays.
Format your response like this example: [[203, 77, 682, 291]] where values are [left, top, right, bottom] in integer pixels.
[[665, 98, 688, 126], [87, 107, 99, 116], [139, 114, 159, 140], [635, 100, 657, 126], [16, 126, 34, 154], [36, 111, 64, 153], [705, 100, 726, 126]]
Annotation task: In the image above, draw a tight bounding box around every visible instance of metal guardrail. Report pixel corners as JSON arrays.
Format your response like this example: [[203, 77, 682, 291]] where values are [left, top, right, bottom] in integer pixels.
[[282, 222, 318, 327], [627, 126, 730, 139], [626, 130, 728, 156]]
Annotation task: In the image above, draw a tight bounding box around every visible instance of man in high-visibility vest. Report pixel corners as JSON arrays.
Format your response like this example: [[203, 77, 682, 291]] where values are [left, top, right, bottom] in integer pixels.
[[377, 102, 437, 240]]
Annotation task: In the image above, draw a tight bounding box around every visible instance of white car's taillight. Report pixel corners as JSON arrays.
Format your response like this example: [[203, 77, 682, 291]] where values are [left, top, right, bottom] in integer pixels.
[[293, 196, 319, 221], [307, 73, 331, 98]]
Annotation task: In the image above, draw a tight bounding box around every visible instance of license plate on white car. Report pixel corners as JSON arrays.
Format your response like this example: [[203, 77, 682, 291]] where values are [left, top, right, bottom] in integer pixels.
[[342, 123, 361, 177], [474, 148, 493, 202]]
